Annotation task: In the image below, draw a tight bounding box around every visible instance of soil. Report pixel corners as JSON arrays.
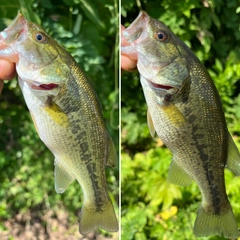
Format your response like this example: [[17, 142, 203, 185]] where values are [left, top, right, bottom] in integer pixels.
[[0, 209, 119, 240]]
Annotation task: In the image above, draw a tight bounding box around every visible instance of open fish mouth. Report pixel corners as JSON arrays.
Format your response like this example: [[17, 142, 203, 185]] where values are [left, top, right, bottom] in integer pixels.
[[31, 82, 59, 90], [122, 11, 150, 43], [147, 80, 174, 90]]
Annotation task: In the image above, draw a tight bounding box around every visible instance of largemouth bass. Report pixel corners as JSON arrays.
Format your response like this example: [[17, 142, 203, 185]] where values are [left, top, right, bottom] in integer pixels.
[[122, 11, 240, 238], [0, 13, 118, 234]]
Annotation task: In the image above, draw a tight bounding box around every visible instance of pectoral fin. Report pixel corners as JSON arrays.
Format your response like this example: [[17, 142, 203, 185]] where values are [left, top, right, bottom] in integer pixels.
[[160, 103, 188, 129], [43, 98, 69, 127], [168, 159, 192, 186], [147, 109, 156, 138], [226, 132, 240, 175], [54, 159, 75, 193]]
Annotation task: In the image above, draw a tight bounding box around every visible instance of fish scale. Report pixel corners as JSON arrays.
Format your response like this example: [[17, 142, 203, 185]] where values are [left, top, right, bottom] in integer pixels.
[[122, 11, 240, 238], [171, 61, 229, 213], [0, 12, 118, 234], [51, 56, 116, 226]]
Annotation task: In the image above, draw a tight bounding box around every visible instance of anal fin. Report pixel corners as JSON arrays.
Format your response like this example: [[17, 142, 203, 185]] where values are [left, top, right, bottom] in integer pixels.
[[226, 132, 240, 175], [167, 160, 192, 186], [54, 159, 75, 193]]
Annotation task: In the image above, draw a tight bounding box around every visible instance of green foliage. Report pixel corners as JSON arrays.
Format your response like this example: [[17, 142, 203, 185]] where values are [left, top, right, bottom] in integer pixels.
[[0, 0, 118, 237], [122, 0, 240, 239]]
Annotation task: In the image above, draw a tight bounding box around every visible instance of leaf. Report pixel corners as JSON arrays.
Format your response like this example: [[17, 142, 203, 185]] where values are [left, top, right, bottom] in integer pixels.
[[121, 153, 135, 181], [79, 0, 105, 29], [18, 0, 41, 24], [122, 204, 148, 240], [215, 58, 223, 72], [73, 13, 82, 34]]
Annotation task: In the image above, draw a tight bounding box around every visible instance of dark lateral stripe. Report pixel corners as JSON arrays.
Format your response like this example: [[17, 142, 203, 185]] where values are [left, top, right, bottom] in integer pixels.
[[86, 163, 107, 211], [70, 115, 106, 211], [53, 69, 107, 211], [190, 118, 223, 215], [196, 144, 222, 214]]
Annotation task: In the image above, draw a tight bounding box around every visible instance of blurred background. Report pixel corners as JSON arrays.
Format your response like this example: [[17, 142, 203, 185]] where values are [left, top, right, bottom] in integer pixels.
[[0, 0, 119, 239], [121, 0, 240, 239]]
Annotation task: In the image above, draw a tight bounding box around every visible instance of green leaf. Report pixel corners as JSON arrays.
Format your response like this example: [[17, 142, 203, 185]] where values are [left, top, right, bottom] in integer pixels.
[[18, 0, 41, 24], [79, 0, 105, 29]]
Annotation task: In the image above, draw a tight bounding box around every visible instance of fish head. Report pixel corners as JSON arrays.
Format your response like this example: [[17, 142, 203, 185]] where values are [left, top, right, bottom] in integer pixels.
[[0, 12, 70, 97], [122, 11, 191, 105]]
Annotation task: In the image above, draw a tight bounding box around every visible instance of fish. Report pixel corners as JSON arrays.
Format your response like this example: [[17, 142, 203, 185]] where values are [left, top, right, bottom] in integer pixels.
[[0, 12, 118, 234], [121, 11, 240, 238]]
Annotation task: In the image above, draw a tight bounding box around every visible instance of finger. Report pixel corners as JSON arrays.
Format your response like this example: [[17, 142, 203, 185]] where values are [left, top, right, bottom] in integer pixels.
[[121, 54, 137, 71], [121, 25, 138, 71], [0, 59, 16, 80]]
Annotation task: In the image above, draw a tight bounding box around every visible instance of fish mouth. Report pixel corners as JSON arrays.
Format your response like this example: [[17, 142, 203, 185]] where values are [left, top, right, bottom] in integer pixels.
[[147, 80, 178, 103], [147, 80, 174, 90], [122, 11, 150, 44], [31, 82, 59, 90], [0, 12, 26, 44]]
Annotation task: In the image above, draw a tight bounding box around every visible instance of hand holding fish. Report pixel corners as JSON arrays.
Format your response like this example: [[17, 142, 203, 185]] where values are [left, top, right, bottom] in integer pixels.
[[0, 59, 16, 93], [121, 25, 137, 71]]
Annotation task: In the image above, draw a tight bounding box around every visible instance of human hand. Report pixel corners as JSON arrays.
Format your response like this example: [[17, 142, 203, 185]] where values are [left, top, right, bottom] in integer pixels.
[[121, 25, 137, 72], [0, 59, 16, 93]]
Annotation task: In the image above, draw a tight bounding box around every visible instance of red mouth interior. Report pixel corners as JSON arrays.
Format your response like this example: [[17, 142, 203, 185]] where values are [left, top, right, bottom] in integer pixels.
[[31, 83, 58, 90], [149, 81, 173, 90]]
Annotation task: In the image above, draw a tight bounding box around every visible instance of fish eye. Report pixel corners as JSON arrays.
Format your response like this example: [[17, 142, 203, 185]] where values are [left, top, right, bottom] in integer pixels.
[[35, 32, 46, 43], [157, 31, 168, 42]]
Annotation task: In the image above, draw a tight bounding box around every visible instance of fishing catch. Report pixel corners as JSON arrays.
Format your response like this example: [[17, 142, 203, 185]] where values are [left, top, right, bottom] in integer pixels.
[[0, 13, 118, 234], [122, 11, 240, 238]]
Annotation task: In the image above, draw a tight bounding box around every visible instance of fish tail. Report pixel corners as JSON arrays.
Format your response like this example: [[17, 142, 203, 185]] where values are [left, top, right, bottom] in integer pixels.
[[79, 198, 118, 235], [193, 206, 239, 238]]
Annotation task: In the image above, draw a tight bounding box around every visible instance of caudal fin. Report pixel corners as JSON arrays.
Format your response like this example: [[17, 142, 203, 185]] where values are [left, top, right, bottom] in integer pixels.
[[79, 199, 118, 235], [193, 206, 239, 238]]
